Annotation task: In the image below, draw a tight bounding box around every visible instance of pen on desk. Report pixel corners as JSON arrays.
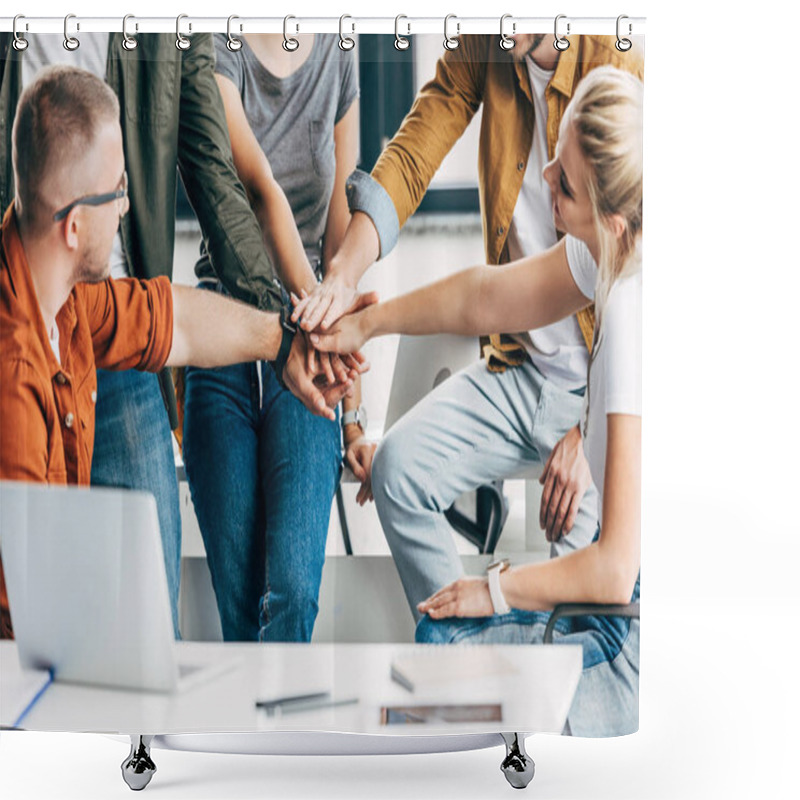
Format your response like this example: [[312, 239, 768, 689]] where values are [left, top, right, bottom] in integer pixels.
[[255, 691, 330, 711], [275, 697, 359, 715]]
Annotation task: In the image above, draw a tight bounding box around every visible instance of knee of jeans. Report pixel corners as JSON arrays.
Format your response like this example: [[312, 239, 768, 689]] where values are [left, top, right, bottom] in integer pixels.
[[415, 615, 457, 644]]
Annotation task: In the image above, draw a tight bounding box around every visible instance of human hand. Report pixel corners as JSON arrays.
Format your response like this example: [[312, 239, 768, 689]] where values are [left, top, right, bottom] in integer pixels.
[[290, 272, 359, 332], [283, 332, 364, 420], [344, 435, 377, 505], [416, 576, 495, 620], [539, 424, 593, 542]]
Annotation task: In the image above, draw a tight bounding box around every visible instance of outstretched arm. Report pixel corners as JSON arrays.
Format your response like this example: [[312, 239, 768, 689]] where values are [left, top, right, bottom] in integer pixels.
[[310, 239, 590, 354], [419, 413, 641, 618]]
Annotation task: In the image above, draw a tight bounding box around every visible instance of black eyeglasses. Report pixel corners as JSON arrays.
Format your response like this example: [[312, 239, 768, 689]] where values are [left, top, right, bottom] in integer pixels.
[[53, 171, 128, 222]]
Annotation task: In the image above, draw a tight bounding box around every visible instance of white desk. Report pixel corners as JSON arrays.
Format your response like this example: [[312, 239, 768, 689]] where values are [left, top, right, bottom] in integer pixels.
[[1, 640, 581, 739]]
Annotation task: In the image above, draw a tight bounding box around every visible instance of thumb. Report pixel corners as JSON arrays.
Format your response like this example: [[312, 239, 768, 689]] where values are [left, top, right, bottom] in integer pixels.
[[347, 291, 379, 315]]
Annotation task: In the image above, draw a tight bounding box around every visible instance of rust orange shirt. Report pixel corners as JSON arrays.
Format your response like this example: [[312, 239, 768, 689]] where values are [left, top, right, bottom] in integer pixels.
[[0, 203, 173, 636], [1, 203, 174, 485]]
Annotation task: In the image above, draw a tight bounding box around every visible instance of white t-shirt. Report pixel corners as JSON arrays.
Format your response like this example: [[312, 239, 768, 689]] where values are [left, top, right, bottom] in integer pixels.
[[20, 34, 129, 279], [504, 56, 588, 391], [565, 235, 642, 521]]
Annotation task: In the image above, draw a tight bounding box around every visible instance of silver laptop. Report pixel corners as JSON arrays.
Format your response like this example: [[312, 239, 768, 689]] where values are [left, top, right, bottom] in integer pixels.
[[0, 481, 235, 693]]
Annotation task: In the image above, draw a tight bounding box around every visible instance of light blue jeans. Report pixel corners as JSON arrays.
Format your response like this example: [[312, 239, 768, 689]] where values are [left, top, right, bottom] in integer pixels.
[[416, 575, 640, 738], [182, 342, 342, 643], [372, 358, 599, 619], [91, 368, 182, 638]]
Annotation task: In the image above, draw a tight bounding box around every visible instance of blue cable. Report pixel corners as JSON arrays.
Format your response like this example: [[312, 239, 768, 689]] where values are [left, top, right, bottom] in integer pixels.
[[11, 668, 55, 729]]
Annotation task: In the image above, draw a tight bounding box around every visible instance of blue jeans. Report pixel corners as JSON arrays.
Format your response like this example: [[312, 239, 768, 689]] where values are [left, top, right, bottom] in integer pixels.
[[417, 572, 640, 738], [182, 352, 341, 643], [91, 368, 182, 638], [372, 358, 599, 620]]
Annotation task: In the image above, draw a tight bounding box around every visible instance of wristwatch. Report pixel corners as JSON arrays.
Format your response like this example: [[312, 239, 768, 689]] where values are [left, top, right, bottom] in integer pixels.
[[486, 558, 511, 615], [271, 302, 297, 389], [341, 405, 368, 434]]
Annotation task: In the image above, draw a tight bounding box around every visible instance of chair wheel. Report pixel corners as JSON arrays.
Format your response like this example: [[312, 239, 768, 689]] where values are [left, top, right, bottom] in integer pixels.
[[121, 735, 156, 791]]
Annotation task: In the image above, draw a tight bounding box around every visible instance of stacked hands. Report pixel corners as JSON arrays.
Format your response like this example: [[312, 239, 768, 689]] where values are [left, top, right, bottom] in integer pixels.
[[287, 285, 380, 507], [290, 278, 594, 619]]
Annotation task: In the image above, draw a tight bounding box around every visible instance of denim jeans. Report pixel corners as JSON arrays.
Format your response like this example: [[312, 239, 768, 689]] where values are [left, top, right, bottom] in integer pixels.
[[417, 575, 640, 738], [183, 349, 341, 643], [372, 358, 599, 620], [91, 368, 182, 638]]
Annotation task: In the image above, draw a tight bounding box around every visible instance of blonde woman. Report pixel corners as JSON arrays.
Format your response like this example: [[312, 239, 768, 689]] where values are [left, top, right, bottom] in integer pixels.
[[308, 66, 643, 736]]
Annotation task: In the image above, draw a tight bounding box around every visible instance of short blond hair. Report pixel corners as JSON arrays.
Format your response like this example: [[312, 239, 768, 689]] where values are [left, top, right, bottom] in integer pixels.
[[12, 65, 120, 234]]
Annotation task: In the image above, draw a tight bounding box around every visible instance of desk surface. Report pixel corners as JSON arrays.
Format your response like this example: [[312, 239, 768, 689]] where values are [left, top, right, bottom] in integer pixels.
[[1, 641, 581, 738]]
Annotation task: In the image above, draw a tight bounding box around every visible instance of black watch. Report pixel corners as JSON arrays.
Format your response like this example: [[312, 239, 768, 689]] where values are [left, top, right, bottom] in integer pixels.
[[271, 303, 297, 389]]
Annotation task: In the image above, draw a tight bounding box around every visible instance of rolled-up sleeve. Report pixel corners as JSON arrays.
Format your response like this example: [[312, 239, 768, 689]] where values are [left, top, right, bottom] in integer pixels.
[[81, 276, 174, 373], [345, 169, 401, 259]]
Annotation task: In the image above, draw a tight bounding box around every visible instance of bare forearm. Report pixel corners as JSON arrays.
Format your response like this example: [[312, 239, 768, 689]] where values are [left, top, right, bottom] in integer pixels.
[[327, 212, 381, 287], [167, 284, 281, 367], [251, 189, 317, 297], [501, 542, 637, 612]]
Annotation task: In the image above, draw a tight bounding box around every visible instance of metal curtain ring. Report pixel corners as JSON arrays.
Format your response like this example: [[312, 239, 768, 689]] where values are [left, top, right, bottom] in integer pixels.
[[444, 14, 460, 51], [616, 14, 632, 52], [227, 15, 242, 51], [176, 14, 191, 51], [63, 14, 80, 51], [553, 14, 570, 51], [283, 15, 299, 52], [499, 14, 515, 51], [12, 15, 29, 51], [394, 15, 410, 51], [339, 15, 355, 51], [122, 14, 138, 51]]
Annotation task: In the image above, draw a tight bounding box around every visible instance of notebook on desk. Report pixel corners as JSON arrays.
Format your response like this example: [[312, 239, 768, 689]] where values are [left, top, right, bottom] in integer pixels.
[[0, 481, 237, 693]]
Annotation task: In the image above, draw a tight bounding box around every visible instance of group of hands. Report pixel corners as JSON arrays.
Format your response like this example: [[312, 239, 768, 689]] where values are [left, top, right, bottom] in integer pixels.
[[279, 276, 594, 619], [280, 278, 378, 506]]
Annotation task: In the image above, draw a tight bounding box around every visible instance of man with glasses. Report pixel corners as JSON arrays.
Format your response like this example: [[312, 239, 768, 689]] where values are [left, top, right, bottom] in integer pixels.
[[0, 65, 364, 639], [0, 31, 323, 638]]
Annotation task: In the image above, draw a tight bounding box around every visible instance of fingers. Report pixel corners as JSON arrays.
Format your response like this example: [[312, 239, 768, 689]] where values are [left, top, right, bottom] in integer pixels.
[[550, 489, 575, 543], [345, 448, 366, 482], [318, 350, 336, 386], [329, 354, 350, 385], [346, 291, 380, 315], [285, 364, 336, 421], [300, 293, 334, 332], [290, 288, 311, 323], [539, 468, 556, 532]]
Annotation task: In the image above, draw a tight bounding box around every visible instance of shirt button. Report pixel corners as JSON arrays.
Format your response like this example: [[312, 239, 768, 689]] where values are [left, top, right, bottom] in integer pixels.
[[91, 391, 97, 403], [497, 226, 505, 236], [64, 412, 74, 429], [517, 161, 525, 171], [55, 372, 67, 385]]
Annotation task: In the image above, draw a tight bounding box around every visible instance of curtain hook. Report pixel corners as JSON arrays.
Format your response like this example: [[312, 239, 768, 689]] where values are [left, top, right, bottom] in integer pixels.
[[553, 14, 570, 52], [227, 15, 243, 52], [444, 14, 460, 51], [122, 15, 138, 51], [63, 13, 80, 52], [339, 15, 355, 51], [499, 14, 515, 51], [394, 15, 410, 51], [616, 15, 632, 52], [283, 15, 299, 52], [176, 14, 191, 51], [12, 15, 29, 51]]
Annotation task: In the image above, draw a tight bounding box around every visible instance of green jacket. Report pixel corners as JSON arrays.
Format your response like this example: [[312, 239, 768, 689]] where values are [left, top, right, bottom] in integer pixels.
[[0, 33, 282, 425]]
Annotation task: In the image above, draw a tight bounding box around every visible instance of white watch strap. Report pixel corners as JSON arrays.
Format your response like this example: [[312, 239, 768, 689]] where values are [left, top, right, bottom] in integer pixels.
[[487, 564, 510, 615]]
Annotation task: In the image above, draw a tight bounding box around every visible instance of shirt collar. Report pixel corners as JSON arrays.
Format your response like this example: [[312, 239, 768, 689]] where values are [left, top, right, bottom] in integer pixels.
[[513, 37, 580, 102]]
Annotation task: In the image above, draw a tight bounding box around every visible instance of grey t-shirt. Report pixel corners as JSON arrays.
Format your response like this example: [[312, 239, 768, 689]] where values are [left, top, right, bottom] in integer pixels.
[[195, 34, 358, 284]]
